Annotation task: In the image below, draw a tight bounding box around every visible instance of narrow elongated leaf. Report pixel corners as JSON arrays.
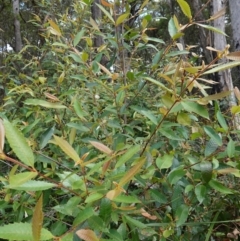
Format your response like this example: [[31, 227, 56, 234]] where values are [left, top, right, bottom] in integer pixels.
[[119, 157, 145, 186], [203, 126, 222, 146], [203, 61, 240, 74], [143, 76, 173, 93], [226, 51, 240, 61], [32, 194, 43, 241], [168, 17, 178, 38], [0, 119, 4, 153], [39, 126, 55, 150], [0, 223, 54, 240], [116, 13, 129, 26], [73, 100, 88, 119], [182, 101, 209, 119], [124, 215, 146, 229], [85, 193, 104, 203], [4, 119, 34, 167], [24, 99, 66, 109], [9, 172, 38, 186], [73, 29, 85, 47], [199, 91, 230, 102], [177, 0, 192, 19], [48, 19, 61, 36], [175, 204, 189, 227], [217, 111, 228, 131], [5, 180, 56, 191], [76, 229, 99, 241], [227, 138, 235, 158], [156, 154, 174, 170], [54, 135, 82, 164], [73, 207, 95, 226], [113, 195, 141, 203], [196, 23, 227, 36], [96, 3, 114, 24], [209, 179, 233, 194], [89, 141, 113, 155]]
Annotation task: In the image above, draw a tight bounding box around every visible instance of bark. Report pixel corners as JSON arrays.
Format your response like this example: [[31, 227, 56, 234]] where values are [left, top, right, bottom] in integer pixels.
[[213, 0, 240, 129], [12, 0, 22, 52]]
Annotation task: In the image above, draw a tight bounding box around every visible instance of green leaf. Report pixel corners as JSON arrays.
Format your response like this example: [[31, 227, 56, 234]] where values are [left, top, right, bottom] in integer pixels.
[[182, 101, 209, 119], [116, 145, 140, 168], [124, 215, 146, 229], [73, 99, 88, 119], [4, 119, 35, 167], [200, 161, 213, 184], [131, 106, 158, 125], [195, 184, 207, 203], [88, 216, 107, 232], [116, 13, 129, 26], [196, 23, 227, 36], [96, 3, 114, 24], [204, 139, 218, 157], [145, 37, 165, 44], [0, 223, 53, 240], [216, 111, 228, 131], [156, 154, 174, 170], [5, 180, 56, 191], [177, 0, 192, 19], [99, 198, 112, 222], [39, 126, 55, 149], [203, 126, 222, 146], [203, 61, 240, 74], [168, 17, 178, 38], [168, 167, 186, 185], [208, 179, 233, 194], [144, 77, 173, 93], [175, 204, 189, 227], [24, 99, 66, 109], [9, 172, 38, 186], [73, 29, 85, 47], [150, 189, 167, 204], [113, 195, 141, 203], [227, 138, 235, 158], [85, 192, 104, 203], [73, 207, 95, 226]]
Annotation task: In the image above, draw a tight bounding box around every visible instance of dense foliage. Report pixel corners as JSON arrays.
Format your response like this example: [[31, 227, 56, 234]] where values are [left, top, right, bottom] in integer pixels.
[[1, 0, 240, 240]]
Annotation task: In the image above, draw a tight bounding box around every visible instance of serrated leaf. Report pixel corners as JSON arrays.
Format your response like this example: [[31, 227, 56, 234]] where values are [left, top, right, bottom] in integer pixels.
[[32, 194, 43, 241], [9, 172, 38, 186], [5, 180, 56, 191], [203, 61, 240, 74], [203, 126, 222, 146], [96, 3, 114, 24], [182, 101, 209, 119], [0, 223, 54, 240], [216, 111, 228, 131], [175, 204, 189, 227], [89, 141, 113, 155], [208, 179, 233, 194], [54, 135, 82, 164], [124, 215, 146, 229], [116, 13, 129, 26], [73, 207, 95, 226], [73, 29, 85, 47], [156, 154, 174, 170], [195, 184, 207, 203], [24, 99, 66, 109], [150, 189, 167, 203], [177, 0, 192, 19], [99, 198, 112, 222], [116, 145, 140, 168], [76, 229, 99, 241], [204, 139, 218, 157], [4, 119, 34, 167]]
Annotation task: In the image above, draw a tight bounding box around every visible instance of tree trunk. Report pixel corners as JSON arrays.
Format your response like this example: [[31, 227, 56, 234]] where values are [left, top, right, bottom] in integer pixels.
[[213, 0, 240, 129], [12, 0, 22, 52]]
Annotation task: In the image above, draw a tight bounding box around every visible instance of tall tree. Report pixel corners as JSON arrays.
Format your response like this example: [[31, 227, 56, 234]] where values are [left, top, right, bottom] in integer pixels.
[[12, 0, 22, 52]]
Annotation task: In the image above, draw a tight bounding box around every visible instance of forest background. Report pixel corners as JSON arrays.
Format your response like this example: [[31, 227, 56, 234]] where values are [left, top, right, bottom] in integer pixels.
[[1, 0, 240, 240]]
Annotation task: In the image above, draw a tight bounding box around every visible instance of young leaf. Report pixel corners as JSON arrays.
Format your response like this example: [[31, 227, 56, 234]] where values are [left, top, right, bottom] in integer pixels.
[[175, 204, 189, 227], [76, 229, 99, 241], [156, 154, 174, 170], [48, 19, 61, 36], [116, 13, 129, 26], [0, 223, 54, 240], [177, 0, 192, 19], [4, 119, 34, 167], [203, 126, 222, 146], [53, 135, 82, 164], [89, 141, 113, 155], [226, 51, 240, 61], [73, 29, 85, 47], [32, 194, 43, 241]]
